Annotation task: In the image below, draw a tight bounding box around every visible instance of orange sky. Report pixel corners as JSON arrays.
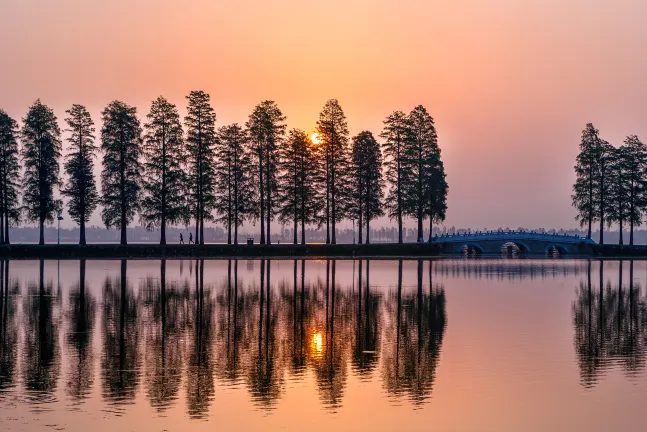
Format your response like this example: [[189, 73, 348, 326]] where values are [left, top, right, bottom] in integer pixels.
[[2, 0, 647, 229]]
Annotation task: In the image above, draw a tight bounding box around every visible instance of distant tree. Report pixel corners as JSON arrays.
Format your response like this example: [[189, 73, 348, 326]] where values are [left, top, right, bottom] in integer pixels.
[[405, 105, 447, 242], [381, 110, 411, 244], [277, 129, 321, 244], [607, 145, 631, 244], [100, 101, 143, 245], [61, 104, 99, 245], [246, 101, 286, 244], [185, 91, 217, 245], [350, 131, 384, 244], [215, 123, 253, 244], [0, 110, 21, 243], [424, 157, 448, 241], [594, 140, 614, 245], [316, 99, 350, 244], [141, 96, 187, 245], [21, 100, 62, 245], [622, 135, 647, 245], [572, 124, 603, 239]]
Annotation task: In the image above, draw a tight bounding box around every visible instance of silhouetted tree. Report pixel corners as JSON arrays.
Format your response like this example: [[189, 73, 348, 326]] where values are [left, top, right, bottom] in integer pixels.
[[381, 111, 411, 244], [595, 140, 614, 245], [185, 91, 217, 245], [278, 129, 321, 244], [316, 99, 350, 244], [0, 110, 21, 244], [247, 101, 286, 244], [350, 131, 384, 244], [62, 104, 99, 245], [21, 100, 62, 245], [572, 123, 603, 239], [141, 97, 187, 244], [622, 135, 647, 245], [608, 145, 631, 244], [100, 101, 142, 245], [215, 124, 253, 244]]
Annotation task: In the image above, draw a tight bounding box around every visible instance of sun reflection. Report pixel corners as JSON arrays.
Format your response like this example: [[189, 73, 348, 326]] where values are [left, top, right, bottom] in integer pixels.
[[312, 331, 324, 357]]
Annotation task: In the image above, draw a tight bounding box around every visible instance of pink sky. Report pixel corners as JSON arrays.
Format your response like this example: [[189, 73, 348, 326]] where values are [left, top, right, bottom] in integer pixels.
[[1, 0, 646, 229]]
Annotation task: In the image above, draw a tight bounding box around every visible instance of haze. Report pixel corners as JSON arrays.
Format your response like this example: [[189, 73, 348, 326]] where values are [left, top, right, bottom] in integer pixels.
[[2, 0, 646, 229]]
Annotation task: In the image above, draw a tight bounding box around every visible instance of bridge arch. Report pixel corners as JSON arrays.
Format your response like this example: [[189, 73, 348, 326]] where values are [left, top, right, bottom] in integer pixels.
[[460, 243, 485, 256], [501, 241, 530, 255], [545, 244, 569, 256]]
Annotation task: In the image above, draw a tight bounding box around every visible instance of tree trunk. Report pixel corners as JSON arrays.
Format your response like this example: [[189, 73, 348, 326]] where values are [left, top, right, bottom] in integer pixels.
[[80, 219, 86, 245], [619, 218, 623, 245], [259, 144, 265, 245], [39, 218, 45, 245], [366, 216, 371, 244]]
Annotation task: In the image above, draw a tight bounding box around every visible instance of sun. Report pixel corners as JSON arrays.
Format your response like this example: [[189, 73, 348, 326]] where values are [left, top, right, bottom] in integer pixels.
[[311, 132, 321, 145]]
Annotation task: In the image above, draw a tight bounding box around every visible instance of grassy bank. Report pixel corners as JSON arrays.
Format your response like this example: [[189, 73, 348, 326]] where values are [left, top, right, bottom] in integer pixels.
[[0, 243, 440, 259]]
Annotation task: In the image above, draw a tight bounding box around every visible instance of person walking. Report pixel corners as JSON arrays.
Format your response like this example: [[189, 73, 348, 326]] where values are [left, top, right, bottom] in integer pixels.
[[189, 233, 194, 244], [180, 233, 184, 244]]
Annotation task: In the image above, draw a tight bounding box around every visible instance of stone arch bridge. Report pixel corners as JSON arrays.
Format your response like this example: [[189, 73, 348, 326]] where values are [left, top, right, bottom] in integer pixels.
[[434, 231, 596, 256]]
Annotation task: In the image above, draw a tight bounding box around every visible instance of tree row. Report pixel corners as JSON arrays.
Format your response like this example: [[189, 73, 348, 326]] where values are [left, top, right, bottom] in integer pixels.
[[0, 93, 447, 245], [572, 123, 647, 245]]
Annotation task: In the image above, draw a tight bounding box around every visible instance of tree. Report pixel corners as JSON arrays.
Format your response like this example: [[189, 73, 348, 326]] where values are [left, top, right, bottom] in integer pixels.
[[316, 99, 350, 244], [607, 145, 631, 245], [406, 105, 447, 242], [21, 100, 62, 245], [621, 135, 647, 245], [594, 140, 614, 245], [100, 101, 143, 245], [381, 111, 411, 244], [0, 110, 21, 244], [246, 101, 286, 244], [141, 96, 187, 245], [350, 131, 384, 244], [277, 129, 321, 244], [215, 123, 253, 244], [185, 91, 217, 245], [61, 104, 99, 245], [572, 124, 603, 239]]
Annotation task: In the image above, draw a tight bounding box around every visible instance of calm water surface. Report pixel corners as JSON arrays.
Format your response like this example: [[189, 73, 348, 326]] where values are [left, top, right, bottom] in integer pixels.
[[0, 258, 645, 431]]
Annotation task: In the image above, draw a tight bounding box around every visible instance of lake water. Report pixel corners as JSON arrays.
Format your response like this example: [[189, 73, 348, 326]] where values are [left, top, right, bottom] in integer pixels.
[[0, 258, 646, 431]]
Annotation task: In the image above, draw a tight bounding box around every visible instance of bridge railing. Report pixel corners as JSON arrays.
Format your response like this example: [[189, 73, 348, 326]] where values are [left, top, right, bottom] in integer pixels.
[[434, 230, 591, 243]]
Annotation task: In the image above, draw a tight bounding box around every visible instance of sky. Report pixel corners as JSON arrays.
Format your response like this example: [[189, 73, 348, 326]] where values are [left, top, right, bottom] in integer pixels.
[[1, 0, 647, 230]]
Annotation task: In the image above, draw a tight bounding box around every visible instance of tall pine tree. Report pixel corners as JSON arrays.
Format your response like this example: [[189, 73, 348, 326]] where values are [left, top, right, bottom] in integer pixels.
[[277, 129, 321, 244], [62, 104, 99, 245], [0, 110, 21, 244], [100, 101, 143, 245], [21, 100, 62, 245], [185, 91, 217, 245], [246, 101, 286, 244], [607, 145, 631, 245], [215, 123, 253, 244], [350, 131, 384, 244], [406, 105, 446, 242], [572, 123, 603, 239], [316, 99, 350, 244], [141, 96, 187, 245], [622, 135, 647, 245], [380, 110, 411, 244]]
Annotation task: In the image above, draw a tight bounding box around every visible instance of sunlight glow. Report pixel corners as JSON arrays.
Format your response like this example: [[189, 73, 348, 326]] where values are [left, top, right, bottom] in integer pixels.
[[311, 133, 321, 145], [312, 331, 323, 356]]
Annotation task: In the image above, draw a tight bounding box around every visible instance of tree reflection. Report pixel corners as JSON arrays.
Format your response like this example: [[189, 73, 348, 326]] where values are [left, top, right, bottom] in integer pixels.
[[101, 260, 140, 404], [382, 260, 447, 405], [0, 260, 18, 391], [186, 259, 215, 418], [247, 260, 284, 409], [65, 259, 96, 403], [141, 259, 190, 411], [23, 260, 60, 402], [352, 260, 380, 378], [573, 260, 647, 388], [313, 260, 350, 410]]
